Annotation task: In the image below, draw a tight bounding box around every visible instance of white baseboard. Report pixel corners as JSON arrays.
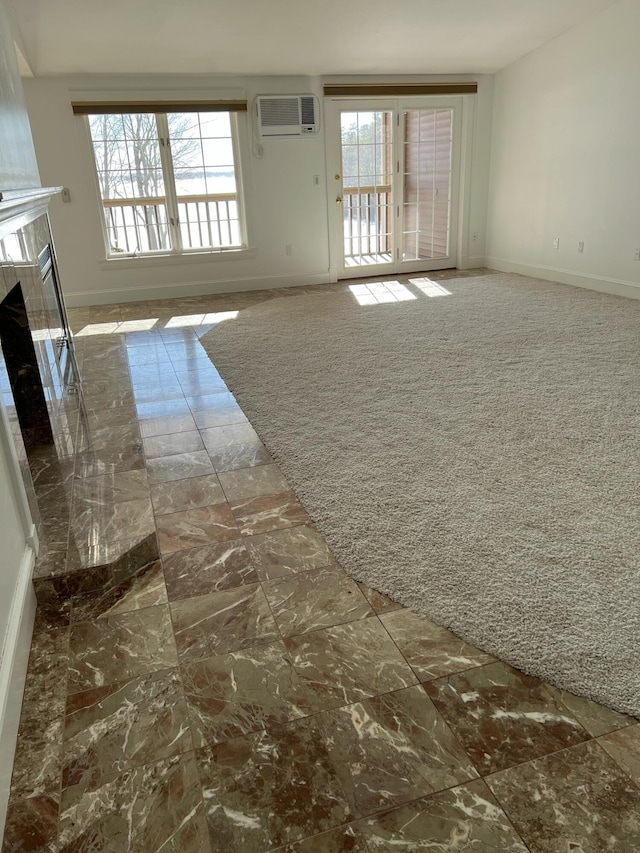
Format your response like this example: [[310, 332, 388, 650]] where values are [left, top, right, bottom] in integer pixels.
[[458, 255, 487, 270], [0, 540, 36, 840], [64, 271, 333, 307], [485, 256, 640, 301]]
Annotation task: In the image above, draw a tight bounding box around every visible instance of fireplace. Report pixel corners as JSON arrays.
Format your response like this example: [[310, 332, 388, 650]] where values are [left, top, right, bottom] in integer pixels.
[[0, 203, 77, 556], [0, 282, 55, 449]]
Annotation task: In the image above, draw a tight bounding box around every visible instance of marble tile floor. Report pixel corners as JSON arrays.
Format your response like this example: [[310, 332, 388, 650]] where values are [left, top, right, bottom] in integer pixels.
[[4, 270, 640, 852]]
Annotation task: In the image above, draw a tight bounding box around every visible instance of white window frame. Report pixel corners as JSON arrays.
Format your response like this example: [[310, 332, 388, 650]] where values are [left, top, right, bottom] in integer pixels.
[[85, 110, 249, 260]]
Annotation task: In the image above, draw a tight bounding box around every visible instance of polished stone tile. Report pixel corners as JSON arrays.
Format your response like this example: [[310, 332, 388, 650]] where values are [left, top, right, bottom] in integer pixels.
[[21, 629, 69, 724], [356, 582, 403, 615], [156, 503, 240, 554], [70, 496, 155, 549], [230, 491, 310, 535], [33, 597, 72, 632], [68, 605, 179, 693], [62, 668, 192, 789], [32, 542, 69, 580], [177, 368, 227, 398], [125, 347, 172, 368], [70, 561, 167, 622], [285, 617, 418, 706], [192, 403, 248, 430], [150, 472, 225, 515], [162, 540, 257, 600], [546, 686, 635, 737], [131, 380, 185, 404], [146, 449, 215, 484], [201, 423, 272, 472], [122, 348, 169, 368], [599, 724, 640, 783], [37, 514, 69, 555], [80, 422, 141, 453], [8, 631, 68, 803], [425, 661, 590, 774], [74, 444, 145, 478], [263, 566, 373, 637], [244, 525, 335, 580], [318, 685, 477, 817], [58, 752, 208, 853], [359, 779, 528, 851], [9, 716, 63, 802], [64, 531, 157, 579], [82, 387, 135, 409], [1, 795, 59, 853], [185, 392, 237, 412], [78, 364, 129, 387], [380, 609, 495, 681], [197, 717, 351, 851], [28, 447, 75, 489], [84, 403, 138, 432], [139, 412, 198, 438], [166, 352, 211, 373], [136, 397, 192, 420], [159, 328, 199, 343], [142, 430, 204, 459], [273, 825, 369, 852], [218, 463, 290, 501], [128, 362, 177, 389], [166, 345, 211, 364], [185, 390, 243, 414], [487, 741, 640, 852], [72, 469, 148, 506], [170, 584, 279, 662], [182, 640, 344, 747]]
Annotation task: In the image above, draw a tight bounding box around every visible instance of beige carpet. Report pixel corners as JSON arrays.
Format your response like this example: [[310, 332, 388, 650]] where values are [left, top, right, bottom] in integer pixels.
[[201, 273, 640, 716]]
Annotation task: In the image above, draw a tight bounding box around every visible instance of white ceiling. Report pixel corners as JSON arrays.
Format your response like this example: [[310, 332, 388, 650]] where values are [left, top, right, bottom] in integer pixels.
[[11, 0, 617, 77]]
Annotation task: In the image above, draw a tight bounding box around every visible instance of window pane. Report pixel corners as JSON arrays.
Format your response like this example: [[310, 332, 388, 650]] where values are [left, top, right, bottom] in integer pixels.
[[168, 111, 242, 250], [87, 112, 170, 255], [88, 109, 244, 256]]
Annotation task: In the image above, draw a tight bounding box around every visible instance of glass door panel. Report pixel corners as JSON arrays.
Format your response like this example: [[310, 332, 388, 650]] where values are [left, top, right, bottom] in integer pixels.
[[402, 109, 453, 261], [340, 110, 394, 268]]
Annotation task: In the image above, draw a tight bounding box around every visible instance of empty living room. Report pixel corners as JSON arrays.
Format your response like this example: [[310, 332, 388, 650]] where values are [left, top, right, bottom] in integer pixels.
[[0, 0, 639, 849]]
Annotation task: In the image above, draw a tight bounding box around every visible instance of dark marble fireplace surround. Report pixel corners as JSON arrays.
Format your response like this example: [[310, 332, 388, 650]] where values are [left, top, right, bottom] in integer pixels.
[[0, 211, 158, 615]]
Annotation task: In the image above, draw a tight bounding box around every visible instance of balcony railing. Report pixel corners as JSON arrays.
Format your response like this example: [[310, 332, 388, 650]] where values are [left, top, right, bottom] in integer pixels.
[[343, 185, 392, 260], [102, 193, 239, 254]]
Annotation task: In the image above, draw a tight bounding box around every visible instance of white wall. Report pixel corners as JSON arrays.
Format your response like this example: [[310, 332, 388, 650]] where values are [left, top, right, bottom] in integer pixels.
[[0, 436, 27, 649], [0, 0, 39, 191], [486, 0, 640, 298], [23, 73, 493, 306], [0, 0, 39, 831]]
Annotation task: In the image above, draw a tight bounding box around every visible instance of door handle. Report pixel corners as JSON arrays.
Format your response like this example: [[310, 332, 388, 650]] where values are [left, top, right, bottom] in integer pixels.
[[336, 197, 343, 205]]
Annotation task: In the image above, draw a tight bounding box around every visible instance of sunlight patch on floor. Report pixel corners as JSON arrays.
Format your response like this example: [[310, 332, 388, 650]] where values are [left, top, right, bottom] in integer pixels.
[[74, 311, 238, 337], [349, 281, 417, 306], [409, 277, 452, 298]]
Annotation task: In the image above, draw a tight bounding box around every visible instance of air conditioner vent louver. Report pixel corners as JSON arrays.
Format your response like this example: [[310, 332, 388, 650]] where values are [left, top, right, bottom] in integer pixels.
[[300, 96, 315, 125], [257, 95, 319, 138], [260, 99, 300, 127]]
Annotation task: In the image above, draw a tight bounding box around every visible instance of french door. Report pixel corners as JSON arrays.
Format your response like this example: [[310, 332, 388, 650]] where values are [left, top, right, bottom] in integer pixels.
[[326, 98, 462, 278]]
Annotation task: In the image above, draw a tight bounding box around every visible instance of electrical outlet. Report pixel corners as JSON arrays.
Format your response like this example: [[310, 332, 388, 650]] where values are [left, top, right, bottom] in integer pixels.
[[61, 187, 71, 203], [635, 248, 640, 261], [578, 241, 584, 254], [472, 232, 478, 242], [553, 237, 560, 250], [285, 244, 293, 256]]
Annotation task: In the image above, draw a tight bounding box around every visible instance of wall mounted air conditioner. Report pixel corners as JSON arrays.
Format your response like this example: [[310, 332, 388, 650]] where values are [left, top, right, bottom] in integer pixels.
[[256, 95, 319, 138]]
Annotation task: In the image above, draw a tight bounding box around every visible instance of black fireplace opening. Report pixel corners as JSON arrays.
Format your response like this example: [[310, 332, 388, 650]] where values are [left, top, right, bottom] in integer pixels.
[[0, 282, 54, 449]]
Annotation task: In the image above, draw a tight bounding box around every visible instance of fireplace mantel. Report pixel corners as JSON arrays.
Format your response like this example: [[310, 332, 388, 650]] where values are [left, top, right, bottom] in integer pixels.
[[0, 187, 62, 242]]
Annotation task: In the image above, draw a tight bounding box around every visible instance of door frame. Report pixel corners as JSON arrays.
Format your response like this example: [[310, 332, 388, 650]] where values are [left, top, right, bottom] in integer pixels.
[[324, 94, 476, 281]]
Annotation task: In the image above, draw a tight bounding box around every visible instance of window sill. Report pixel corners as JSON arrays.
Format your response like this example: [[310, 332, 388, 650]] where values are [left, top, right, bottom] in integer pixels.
[[97, 247, 256, 271]]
